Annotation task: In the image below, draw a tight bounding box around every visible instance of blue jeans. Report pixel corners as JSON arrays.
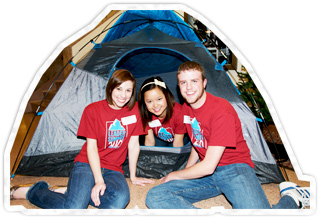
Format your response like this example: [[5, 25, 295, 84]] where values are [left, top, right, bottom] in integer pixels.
[[26, 162, 130, 209], [146, 163, 298, 209]]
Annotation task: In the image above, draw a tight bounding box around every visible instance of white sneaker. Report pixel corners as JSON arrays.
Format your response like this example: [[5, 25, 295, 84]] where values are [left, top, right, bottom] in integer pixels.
[[279, 181, 310, 208]]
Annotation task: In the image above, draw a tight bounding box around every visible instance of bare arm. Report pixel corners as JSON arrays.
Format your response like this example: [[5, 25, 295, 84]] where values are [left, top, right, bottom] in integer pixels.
[[86, 138, 106, 206], [144, 129, 155, 146], [185, 146, 199, 168], [128, 135, 154, 186], [172, 134, 185, 147], [161, 146, 225, 183]]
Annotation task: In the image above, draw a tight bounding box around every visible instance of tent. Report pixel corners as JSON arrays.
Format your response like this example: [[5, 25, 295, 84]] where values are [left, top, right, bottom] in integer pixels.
[[14, 10, 284, 184]]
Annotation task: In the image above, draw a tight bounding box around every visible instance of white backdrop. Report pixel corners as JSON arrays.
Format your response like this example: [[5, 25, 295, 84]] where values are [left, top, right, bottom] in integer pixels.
[[1, 0, 319, 218]]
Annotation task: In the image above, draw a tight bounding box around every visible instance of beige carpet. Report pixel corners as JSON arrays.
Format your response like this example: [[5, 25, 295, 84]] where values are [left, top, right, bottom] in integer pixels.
[[10, 165, 309, 210]]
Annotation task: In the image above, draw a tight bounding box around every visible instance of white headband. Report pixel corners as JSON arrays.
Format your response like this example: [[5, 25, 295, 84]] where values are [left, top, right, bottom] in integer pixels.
[[141, 79, 166, 91]]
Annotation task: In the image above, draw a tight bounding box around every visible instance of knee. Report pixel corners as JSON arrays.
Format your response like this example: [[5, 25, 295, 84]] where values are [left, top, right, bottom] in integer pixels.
[[26, 181, 50, 201], [145, 187, 156, 209], [145, 186, 168, 209], [109, 191, 130, 209], [65, 200, 89, 209], [98, 185, 130, 209]]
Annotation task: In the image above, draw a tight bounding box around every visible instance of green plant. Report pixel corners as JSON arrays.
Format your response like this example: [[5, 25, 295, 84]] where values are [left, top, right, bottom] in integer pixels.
[[236, 72, 273, 125]]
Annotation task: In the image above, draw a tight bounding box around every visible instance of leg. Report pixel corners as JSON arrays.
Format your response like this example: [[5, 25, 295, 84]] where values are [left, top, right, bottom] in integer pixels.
[[214, 163, 271, 209], [90, 169, 130, 209], [145, 176, 221, 209], [27, 162, 95, 209], [215, 164, 302, 209], [272, 195, 299, 209]]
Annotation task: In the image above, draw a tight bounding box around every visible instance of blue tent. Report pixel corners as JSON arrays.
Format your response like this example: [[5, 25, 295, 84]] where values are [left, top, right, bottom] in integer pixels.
[[100, 10, 200, 43], [15, 10, 284, 184]]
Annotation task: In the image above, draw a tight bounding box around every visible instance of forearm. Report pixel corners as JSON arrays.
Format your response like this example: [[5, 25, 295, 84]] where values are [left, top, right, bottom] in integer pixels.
[[170, 159, 214, 180], [144, 138, 155, 146], [172, 134, 185, 147], [87, 138, 104, 183], [128, 136, 140, 180], [144, 129, 155, 146], [163, 146, 225, 182], [185, 147, 199, 168], [128, 135, 155, 186]]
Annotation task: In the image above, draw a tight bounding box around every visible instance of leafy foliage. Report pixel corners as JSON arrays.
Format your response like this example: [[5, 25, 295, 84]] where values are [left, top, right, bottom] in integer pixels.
[[236, 72, 273, 125]]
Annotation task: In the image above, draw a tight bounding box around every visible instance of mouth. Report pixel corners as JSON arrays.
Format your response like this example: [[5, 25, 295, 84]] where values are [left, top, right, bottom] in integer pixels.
[[117, 98, 127, 104], [186, 91, 196, 96], [153, 108, 162, 113]]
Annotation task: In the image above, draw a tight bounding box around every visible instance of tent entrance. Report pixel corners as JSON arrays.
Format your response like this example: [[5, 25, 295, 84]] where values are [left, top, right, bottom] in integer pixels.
[[114, 47, 190, 78]]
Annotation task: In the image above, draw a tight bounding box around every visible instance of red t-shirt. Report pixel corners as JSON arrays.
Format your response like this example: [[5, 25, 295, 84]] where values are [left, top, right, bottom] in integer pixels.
[[74, 100, 145, 173], [182, 93, 254, 168], [147, 103, 187, 142]]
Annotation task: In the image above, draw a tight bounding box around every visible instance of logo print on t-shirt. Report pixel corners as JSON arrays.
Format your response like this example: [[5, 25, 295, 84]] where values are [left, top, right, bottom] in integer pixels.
[[157, 127, 174, 142], [191, 118, 206, 148], [107, 119, 126, 149]]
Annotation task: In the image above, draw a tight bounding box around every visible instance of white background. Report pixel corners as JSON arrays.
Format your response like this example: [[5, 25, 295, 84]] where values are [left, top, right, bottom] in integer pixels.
[[1, 0, 319, 218]]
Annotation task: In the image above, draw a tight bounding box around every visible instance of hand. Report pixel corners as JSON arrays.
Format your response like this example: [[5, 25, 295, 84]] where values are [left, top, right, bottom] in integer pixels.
[[131, 177, 154, 186], [160, 172, 176, 184], [91, 182, 106, 207]]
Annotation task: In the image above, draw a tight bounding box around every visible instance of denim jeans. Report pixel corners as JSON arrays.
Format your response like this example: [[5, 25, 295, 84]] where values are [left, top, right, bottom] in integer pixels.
[[146, 163, 298, 209], [26, 162, 130, 209]]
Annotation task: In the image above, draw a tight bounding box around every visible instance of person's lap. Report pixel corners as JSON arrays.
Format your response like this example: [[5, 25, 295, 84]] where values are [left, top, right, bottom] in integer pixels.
[[146, 163, 271, 209], [27, 162, 129, 209]]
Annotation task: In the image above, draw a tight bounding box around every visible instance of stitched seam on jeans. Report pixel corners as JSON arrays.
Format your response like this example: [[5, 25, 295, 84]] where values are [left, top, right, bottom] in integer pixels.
[[211, 176, 223, 194], [174, 185, 214, 195], [175, 194, 198, 209]]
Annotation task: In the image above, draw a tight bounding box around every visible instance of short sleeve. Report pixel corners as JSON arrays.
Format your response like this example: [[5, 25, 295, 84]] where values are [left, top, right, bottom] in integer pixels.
[[172, 103, 187, 134], [77, 106, 97, 139], [174, 114, 187, 134], [131, 109, 147, 136]]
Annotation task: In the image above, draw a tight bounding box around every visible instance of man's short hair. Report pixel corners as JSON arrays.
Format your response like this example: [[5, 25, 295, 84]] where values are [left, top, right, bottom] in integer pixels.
[[177, 61, 206, 81]]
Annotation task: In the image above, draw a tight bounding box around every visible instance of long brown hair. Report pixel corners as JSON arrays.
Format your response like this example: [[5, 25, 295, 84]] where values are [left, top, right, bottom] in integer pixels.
[[138, 77, 175, 130], [106, 69, 136, 110]]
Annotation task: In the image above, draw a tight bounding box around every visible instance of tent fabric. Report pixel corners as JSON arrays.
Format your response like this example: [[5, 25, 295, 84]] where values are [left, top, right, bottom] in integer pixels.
[[16, 10, 284, 184], [22, 68, 107, 156], [99, 10, 200, 43]]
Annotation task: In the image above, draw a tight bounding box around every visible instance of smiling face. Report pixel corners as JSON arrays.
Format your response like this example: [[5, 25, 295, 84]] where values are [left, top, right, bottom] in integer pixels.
[[110, 80, 134, 110], [144, 87, 168, 119], [177, 69, 207, 109]]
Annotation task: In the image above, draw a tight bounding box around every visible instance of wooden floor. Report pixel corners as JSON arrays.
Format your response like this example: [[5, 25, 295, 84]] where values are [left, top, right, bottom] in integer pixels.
[[9, 113, 310, 211]]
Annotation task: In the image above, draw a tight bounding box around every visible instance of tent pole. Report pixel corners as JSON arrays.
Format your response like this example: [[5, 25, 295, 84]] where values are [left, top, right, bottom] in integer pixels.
[[10, 58, 76, 179], [10, 14, 129, 178], [10, 17, 125, 177]]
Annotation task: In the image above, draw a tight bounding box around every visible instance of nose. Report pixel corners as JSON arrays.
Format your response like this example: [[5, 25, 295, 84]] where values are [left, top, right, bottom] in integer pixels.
[[120, 90, 126, 98], [186, 81, 192, 90]]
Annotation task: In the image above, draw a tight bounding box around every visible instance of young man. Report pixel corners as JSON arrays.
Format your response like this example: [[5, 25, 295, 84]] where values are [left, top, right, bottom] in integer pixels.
[[145, 61, 310, 209]]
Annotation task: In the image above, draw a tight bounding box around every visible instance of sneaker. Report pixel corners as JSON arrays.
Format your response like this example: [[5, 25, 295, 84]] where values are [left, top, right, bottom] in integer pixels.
[[279, 181, 310, 208]]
